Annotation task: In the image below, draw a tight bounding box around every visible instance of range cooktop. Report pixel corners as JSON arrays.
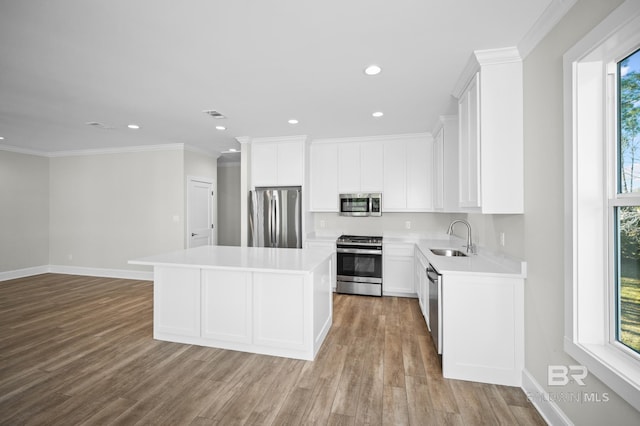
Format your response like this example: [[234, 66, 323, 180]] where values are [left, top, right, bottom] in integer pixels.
[[336, 235, 383, 245]]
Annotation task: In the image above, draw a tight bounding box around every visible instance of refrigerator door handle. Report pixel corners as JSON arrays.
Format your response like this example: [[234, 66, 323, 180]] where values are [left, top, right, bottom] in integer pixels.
[[294, 190, 301, 248], [248, 190, 255, 247], [267, 191, 274, 247], [274, 191, 280, 247]]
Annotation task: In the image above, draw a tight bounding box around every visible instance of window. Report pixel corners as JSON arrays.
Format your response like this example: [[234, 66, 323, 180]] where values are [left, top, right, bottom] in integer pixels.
[[564, 0, 640, 411], [616, 49, 640, 356]]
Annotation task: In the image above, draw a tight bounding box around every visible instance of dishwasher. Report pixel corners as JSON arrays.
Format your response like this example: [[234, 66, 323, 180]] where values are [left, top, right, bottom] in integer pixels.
[[427, 263, 442, 355]]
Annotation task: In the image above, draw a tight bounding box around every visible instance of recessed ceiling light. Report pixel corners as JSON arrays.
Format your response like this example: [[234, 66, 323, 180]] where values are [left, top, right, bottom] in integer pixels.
[[127, 124, 140, 129], [364, 65, 382, 76], [372, 111, 384, 118], [216, 125, 226, 130], [288, 119, 299, 124], [0, 136, 4, 140]]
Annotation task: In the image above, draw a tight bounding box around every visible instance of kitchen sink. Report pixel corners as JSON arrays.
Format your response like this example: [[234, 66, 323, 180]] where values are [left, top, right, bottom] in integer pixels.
[[430, 248, 468, 257]]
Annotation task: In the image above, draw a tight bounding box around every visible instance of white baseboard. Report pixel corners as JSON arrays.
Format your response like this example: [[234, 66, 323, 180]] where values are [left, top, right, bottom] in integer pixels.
[[0, 265, 50, 282], [0, 265, 153, 282], [522, 368, 574, 426]]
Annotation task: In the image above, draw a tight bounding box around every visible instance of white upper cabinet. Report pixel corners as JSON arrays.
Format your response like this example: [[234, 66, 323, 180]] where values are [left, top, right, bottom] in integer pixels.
[[383, 134, 433, 212], [310, 142, 338, 211], [453, 47, 524, 214], [310, 134, 431, 212], [337, 141, 383, 193], [433, 116, 460, 212], [251, 136, 305, 188]]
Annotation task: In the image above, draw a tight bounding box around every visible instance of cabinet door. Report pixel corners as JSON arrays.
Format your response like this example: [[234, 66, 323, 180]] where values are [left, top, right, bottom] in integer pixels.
[[360, 141, 384, 192], [338, 143, 361, 193], [253, 273, 307, 350], [433, 128, 444, 210], [406, 137, 432, 210], [154, 267, 201, 337], [458, 73, 481, 209], [383, 243, 415, 296], [201, 270, 252, 344], [382, 141, 407, 210], [277, 141, 304, 186], [310, 143, 338, 211], [252, 143, 279, 187]]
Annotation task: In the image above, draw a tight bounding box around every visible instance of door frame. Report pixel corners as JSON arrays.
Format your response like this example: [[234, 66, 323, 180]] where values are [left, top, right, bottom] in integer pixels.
[[186, 175, 216, 248]]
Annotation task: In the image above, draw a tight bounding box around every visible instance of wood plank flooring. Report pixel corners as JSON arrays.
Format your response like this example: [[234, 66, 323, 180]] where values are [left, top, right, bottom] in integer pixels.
[[0, 273, 546, 425]]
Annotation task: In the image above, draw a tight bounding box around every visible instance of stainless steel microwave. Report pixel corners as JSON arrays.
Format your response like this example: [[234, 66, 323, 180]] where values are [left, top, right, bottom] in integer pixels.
[[339, 193, 382, 217]]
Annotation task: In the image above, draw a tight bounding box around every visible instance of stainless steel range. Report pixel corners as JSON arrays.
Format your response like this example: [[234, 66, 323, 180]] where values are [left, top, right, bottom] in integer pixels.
[[336, 235, 383, 297]]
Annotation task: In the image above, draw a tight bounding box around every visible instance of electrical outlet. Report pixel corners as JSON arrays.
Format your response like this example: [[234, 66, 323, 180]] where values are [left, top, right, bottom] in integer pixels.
[[320, 220, 326, 229], [405, 221, 411, 230], [67, 254, 73, 261], [500, 232, 506, 247]]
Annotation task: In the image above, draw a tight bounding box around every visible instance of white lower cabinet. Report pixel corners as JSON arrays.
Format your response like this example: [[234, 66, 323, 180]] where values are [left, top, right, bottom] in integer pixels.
[[441, 273, 524, 387], [383, 243, 416, 296], [154, 267, 201, 338], [414, 248, 429, 327], [202, 270, 252, 343], [253, 273, 307, 350]]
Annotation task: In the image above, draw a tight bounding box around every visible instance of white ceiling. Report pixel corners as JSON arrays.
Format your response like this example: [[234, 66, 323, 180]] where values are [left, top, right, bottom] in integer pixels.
[[0, 0, 556, 156]]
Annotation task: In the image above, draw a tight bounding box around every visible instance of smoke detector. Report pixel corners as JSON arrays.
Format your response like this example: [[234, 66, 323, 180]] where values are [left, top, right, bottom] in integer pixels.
[[202, 110, 226, 119], [85, 121, 113, 129]]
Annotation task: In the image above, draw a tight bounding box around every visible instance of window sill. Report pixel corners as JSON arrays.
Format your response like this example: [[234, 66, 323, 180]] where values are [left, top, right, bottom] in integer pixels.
[[564, 337, 640, 410]]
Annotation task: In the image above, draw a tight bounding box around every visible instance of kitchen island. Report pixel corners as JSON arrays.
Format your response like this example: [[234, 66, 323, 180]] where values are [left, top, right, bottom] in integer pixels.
[[129, 245, 334, 361]]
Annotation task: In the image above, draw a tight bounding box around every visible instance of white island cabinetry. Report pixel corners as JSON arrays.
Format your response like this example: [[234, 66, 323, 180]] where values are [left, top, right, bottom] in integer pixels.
[[132, 245, 334, 361]]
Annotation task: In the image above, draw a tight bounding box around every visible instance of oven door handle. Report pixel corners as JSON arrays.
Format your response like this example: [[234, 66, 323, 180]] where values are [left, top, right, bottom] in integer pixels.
[[337, 247, 382, 255]]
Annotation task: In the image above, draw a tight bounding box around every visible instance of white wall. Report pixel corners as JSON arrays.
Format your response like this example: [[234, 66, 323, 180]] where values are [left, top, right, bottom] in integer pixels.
[[217, 162, 241, 246], [471, 0, 640, 423], [0, 150, 49, 272], [49, 148, 185, 272], [312, 212, 456, 237]]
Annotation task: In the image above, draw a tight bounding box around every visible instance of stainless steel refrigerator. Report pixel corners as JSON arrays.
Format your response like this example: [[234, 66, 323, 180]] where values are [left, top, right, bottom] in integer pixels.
[[249, 187, 302, 248]]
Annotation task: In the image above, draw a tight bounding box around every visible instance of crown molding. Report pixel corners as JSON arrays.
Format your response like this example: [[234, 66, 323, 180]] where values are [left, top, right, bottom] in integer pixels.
[[0, 144, 49, 157], [1, 142, 223, 158], [311, 132, 431, 145], [518, 0, 577, 59], [431, 115, 458, 135], [452, 47, 522, 99], [249, 135, 309, 144], [47, 143, 186, 158]]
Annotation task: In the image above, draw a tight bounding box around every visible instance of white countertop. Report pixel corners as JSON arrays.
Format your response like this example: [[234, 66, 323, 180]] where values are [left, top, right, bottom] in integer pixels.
[[416, 238, 526, 278], [306, 232, 526, 278], [129, 245, 334, 274]]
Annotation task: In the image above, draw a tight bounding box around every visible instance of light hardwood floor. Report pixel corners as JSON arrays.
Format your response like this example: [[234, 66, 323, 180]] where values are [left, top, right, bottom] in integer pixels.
[[0, 274, 546, 425]]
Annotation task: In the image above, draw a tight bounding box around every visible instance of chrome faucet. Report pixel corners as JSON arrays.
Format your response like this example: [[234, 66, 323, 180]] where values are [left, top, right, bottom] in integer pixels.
[[447, 220, 476, 254]]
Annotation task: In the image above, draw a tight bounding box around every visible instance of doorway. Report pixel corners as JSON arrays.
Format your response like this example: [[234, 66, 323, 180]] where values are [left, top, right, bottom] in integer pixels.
[[187, 176, 215, 248]]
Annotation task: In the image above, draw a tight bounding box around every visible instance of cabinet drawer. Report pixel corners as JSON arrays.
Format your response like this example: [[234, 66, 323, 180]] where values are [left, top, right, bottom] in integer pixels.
[[384, 243, 414, 257]]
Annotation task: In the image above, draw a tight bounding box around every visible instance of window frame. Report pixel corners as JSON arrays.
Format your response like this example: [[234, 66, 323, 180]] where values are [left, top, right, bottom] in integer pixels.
[[564, 0, 640, 411]]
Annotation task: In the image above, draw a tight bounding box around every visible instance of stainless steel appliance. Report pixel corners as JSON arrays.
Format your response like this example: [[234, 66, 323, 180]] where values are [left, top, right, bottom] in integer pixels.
[[336, 235, 383, 296], [339, 193, 382, 217], [249, 187, 302, 248], [428, 263, 442, 354]]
